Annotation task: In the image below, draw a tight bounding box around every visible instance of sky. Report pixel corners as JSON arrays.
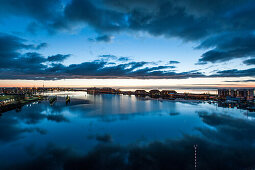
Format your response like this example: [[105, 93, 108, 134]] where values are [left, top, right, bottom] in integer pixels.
[[0, 0, 255, 88]]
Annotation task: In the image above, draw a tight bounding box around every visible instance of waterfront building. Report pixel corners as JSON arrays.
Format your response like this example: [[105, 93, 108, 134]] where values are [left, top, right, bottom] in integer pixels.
[[135, 90, 147, 96], [218, 89, 230, 97], [161, 90, 177, 98], [149, 90, 161, 98], [248, 89, 254, 100], [218, 88, 254, 100], [236, 89, 254, 100], [87, 87, 118, 94], [87, 88, 100, 94], [99, 88, 116, 94]]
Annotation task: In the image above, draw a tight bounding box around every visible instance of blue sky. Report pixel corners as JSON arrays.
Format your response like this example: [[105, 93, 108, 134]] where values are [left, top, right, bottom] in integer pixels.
[[0, 0, 254, 88]]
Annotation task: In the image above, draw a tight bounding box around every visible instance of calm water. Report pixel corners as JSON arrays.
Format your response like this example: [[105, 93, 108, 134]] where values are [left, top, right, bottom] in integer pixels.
[[0, 92, 255, 169]]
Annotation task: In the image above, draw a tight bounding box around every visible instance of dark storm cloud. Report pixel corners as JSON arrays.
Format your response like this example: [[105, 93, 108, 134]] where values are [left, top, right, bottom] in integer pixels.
[[26, 22, 41, 35], [0, 0, 236, 38], [0, 0, 61, 19], [48, 54, 71, 62], [1, 0, 61, 20], [0, 45, 205, 79], [169, 60, 180, 64], [0, 32, 253, 80], [88, 35, 114, 43], [102, 0, 254, 40], [62, 0, 255, 63], [95, 35, 113, 42], [198, 32, 255, 63], [0, 58, 194, 80], [211, 68, 255, 78], [0, 33, 48, 70], [118, 57, 131, 62], [0, 0, 255, 64], [243, 58, 255, 65], [0, 0, 63, 34], [18, 52, 47, 68], [61, 0, 127, 32], [0, 33, 70, 79], [0, 34, 209, 79], [99, 54, 118, 60], [35, 42, 48, 49], [0, 33, 35, 53]]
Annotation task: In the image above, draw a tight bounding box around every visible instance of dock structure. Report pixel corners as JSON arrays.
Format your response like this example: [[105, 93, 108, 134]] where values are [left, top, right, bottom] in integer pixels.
[[49, 96, 57, 105], [66, 95, 70, 104]]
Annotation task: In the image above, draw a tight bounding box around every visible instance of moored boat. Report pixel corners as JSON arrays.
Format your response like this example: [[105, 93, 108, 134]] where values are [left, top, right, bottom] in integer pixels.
[[49, 96, 57, 105], [66, 95, 70, 104]]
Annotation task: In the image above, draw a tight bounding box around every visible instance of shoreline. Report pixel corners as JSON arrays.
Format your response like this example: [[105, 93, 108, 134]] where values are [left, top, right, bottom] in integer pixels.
[[1, 90, 254, 113], [0, 96, 45, 113]]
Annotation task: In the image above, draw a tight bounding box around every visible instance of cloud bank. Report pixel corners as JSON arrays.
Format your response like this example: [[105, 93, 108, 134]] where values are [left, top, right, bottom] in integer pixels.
[[0, 0, 255, 80]]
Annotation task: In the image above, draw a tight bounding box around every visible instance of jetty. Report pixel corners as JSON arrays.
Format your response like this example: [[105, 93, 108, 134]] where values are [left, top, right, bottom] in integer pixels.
[[66, 95, 70, 104], [49, 96, 57, 105]]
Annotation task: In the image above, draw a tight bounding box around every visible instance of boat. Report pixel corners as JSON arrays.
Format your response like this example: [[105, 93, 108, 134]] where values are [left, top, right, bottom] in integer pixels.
[[66, 95, 70, 104], [49, 96, 57, 105]]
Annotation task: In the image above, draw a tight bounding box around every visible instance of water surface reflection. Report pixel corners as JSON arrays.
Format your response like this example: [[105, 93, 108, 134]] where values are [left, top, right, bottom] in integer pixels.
[[0, 92, 254, 169]]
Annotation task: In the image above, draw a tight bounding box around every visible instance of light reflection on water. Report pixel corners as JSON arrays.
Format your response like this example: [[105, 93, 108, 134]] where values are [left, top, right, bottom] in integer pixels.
[[0, 92, 254, 169], [120, 89, 217, 94]]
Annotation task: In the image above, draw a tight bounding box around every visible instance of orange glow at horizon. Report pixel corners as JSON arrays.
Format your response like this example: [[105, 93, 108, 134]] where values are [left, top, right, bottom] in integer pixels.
[[0, 78, 255, 88]]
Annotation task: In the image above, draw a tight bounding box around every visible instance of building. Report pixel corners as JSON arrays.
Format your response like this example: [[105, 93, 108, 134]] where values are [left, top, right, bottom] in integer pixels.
[[247, 89, 254, 100], [99, 88, 117, 94], [135, 90, 147, 96], [87, 87, 118, 94], [149, 90, 161, 98], [218, 89, 230, 98], [218, 88, 254, 100], [236, 89, 254, 100], [161, 90, 177, 98], [0, 94, 25, 106], [87, 88, 100, 94]]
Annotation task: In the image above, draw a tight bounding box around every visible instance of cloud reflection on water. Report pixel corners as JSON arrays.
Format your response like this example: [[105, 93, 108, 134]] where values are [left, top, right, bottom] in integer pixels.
[[3, 111, 255, 170], [1, 93, 255, 169]]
